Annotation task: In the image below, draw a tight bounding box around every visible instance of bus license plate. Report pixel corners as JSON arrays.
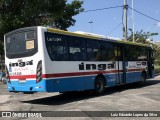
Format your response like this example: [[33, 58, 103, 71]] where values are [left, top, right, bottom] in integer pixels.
[[19, 79, 26, 83]]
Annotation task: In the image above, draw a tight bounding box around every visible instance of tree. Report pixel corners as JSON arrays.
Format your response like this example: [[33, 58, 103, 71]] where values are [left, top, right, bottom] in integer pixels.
[[127, 28, 158, 44], [0, 0, 84, 55]]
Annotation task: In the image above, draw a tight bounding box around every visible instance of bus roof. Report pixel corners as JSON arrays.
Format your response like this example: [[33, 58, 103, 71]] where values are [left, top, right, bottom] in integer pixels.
[[4, 26, 151, 48]]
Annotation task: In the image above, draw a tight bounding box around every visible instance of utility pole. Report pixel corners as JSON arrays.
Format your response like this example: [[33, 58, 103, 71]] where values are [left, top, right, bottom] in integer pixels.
[[123, 0, 128, 41], [132, 0, 135, 42]]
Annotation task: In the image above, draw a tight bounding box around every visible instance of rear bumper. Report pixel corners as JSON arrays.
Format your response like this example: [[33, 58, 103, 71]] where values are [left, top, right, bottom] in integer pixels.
[[7, 80, 46, 92]]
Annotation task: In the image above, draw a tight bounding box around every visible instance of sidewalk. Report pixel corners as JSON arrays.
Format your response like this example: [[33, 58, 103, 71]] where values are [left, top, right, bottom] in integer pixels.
[[0, 82, 8, 95]]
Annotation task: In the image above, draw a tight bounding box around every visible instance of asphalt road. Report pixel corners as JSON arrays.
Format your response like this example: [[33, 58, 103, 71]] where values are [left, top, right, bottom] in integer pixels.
[[0, 76, 160, 120]]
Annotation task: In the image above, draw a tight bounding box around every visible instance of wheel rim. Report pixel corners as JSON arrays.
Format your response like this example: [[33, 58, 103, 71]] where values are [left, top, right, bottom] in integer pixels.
[[95, 80, 104, 93]]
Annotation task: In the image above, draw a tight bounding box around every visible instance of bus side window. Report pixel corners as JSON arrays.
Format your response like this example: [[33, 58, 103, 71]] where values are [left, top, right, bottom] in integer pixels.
[[124, 45, 130, 61], [68, 37, 86, 61], [114, 46, 121, 61], [101, 42, 115, 61], [138, 47, 147, 61], [45, 33, 68, 61], [86, 40, 100, 61]]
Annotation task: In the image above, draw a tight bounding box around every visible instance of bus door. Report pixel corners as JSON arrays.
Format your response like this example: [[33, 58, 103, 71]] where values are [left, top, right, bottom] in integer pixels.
[[115, 46, 126, 84], [147, 49, 154, 78]]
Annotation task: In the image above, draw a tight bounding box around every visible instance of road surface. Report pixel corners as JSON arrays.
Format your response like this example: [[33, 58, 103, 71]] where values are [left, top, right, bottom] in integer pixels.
[[0, 76, 160, 120]]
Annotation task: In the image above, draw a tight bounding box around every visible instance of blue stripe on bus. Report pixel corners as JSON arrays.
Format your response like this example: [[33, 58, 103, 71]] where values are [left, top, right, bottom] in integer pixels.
[[7, 71, 145, 92]]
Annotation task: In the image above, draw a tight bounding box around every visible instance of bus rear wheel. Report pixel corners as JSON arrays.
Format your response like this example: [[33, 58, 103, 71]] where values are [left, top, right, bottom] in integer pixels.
[[94, 76, 105, 95]]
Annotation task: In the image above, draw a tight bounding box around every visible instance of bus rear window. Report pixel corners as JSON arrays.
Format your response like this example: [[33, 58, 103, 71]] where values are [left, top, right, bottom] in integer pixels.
[[5, 28, 38, 58]]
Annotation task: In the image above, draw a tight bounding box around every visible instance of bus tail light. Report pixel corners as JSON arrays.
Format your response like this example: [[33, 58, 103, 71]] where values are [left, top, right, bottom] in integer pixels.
[[5, 65, 11, 84], [36, 60, 42, 84]]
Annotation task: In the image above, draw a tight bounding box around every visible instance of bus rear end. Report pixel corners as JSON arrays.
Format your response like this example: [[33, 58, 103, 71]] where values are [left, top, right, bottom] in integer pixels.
[[4, 27, 46, 93]]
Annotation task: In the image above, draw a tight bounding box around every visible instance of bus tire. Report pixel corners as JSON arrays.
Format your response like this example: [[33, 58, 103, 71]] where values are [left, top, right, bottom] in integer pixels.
[[94, 76, 105, 95], [140, 72, 146, 85]]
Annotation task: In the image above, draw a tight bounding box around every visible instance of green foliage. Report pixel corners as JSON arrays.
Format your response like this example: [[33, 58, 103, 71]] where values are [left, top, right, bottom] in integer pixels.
[[128, 28, 158, 44], [0, 0, 84, 55], [153, 43, 160, 65]]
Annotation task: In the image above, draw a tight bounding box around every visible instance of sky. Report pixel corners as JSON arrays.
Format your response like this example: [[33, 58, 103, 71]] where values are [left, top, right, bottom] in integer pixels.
[[68, 0, 160, 42]]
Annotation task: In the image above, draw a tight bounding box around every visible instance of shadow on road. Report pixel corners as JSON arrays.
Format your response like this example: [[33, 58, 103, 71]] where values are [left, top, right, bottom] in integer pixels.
[[22, 79, 160, 105]]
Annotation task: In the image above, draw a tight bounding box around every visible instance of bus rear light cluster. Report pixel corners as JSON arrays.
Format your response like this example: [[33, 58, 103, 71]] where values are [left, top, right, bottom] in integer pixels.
[[5, 65, 11, 84], [36, 60, 42, 84]]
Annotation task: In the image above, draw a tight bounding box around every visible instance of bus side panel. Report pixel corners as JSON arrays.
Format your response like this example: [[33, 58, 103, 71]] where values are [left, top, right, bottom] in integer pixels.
[[125, 61, 147, 83], [45, 76, 95, 92], [126, 72, 141, 83], [104, 74, 117, 86], [45, 72, 119, 92]]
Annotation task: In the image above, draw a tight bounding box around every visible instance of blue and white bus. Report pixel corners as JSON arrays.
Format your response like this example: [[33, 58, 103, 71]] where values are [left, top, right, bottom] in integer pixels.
[[4, 26, 154, 94]]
